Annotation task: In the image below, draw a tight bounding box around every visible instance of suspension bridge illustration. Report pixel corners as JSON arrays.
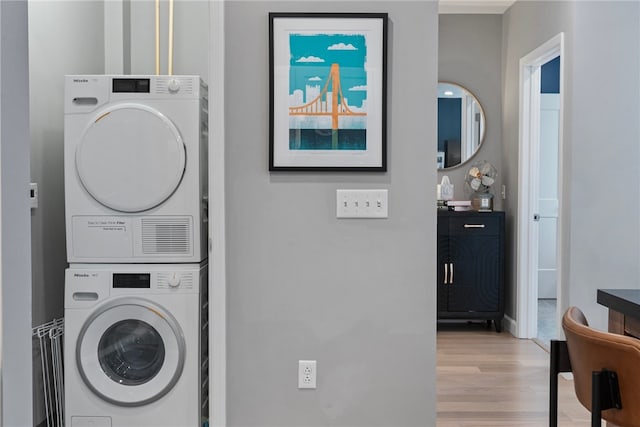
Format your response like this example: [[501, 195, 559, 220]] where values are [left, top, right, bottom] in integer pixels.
[[289, 63, 366, 149]]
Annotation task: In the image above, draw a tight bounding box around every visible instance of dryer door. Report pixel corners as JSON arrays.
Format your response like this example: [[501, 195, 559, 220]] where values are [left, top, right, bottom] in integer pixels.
[[76, 297, 186, 407], [76, 103, 186, 213]]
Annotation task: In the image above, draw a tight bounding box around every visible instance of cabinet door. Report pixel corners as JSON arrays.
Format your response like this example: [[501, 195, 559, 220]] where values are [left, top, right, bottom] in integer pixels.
[[446, 233, 502, 313], [437, 220, 450, 313]]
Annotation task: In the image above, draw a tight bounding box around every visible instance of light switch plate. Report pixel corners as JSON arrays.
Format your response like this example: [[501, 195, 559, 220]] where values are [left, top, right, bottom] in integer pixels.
[[336, 189, 388, 218], [29, 182, 38, 209]]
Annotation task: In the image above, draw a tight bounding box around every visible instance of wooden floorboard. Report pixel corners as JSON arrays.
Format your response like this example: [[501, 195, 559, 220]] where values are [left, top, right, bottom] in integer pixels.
[[437, 322, 592, 426]]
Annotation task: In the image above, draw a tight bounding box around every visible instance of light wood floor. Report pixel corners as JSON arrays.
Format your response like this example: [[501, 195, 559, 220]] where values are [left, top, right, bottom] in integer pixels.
[[437, 322, 592, 426]]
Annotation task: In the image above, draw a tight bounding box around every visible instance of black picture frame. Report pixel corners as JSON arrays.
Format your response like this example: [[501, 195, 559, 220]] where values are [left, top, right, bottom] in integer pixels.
[[269, 12, 388, 171]]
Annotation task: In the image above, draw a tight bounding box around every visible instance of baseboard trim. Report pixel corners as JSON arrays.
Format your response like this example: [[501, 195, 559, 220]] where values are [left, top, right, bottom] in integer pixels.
[[504, 314, 518, 337]]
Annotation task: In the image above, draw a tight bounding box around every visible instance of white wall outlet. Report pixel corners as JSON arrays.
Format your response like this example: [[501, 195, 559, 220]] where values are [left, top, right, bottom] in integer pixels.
[[336, 189, 388, 218], [298, 360, 317, 389]]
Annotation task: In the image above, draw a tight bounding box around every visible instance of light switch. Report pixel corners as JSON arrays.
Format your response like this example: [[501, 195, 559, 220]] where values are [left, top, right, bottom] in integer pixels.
[[336, 189, 388, 218], [29, 182, 38, 209]]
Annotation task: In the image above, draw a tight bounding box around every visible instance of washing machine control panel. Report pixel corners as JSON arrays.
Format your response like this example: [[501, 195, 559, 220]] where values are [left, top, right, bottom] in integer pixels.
[[108, 270, 195, 291], [65, 266, 202, 307], [108, 271, 194, 291], [113, 273, 151, 288], [112, 78, 151, 93]]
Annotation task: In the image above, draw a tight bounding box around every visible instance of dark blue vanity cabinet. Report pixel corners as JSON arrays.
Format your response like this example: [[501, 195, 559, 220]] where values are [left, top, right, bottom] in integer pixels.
[[437, 210, 505, 332]]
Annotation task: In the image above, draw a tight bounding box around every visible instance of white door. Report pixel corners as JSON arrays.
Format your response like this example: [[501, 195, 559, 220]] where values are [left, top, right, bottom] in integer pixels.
[[537, 94, 560, 299]]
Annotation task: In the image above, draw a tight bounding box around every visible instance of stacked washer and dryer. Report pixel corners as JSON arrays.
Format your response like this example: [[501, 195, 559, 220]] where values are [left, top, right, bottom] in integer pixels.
[[63, 75, 209, 427]]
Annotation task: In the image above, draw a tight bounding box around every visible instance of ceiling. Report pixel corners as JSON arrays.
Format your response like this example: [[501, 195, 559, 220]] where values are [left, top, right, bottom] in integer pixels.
[[439, 0, 517, 14]]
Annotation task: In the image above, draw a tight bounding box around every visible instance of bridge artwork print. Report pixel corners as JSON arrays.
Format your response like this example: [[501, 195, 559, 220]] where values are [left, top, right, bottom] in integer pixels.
[[288, 33, 368, 151], [269, 13, 387, 171]]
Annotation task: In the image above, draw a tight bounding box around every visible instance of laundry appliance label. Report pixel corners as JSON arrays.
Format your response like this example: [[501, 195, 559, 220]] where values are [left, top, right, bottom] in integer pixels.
[[72, 216, 133, 258]]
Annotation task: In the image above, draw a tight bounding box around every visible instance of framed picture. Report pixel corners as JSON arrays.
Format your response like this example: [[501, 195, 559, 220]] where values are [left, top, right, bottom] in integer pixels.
[[269, 12, 388, 171]]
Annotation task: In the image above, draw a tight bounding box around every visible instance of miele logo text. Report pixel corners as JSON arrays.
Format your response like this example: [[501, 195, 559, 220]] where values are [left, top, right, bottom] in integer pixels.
[[74, 273, 90, 278], [73, 79, 88, 83]]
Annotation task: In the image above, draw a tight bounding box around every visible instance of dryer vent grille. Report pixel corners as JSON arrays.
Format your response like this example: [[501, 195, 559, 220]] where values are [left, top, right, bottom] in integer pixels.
[[142, 218, 192, 255]]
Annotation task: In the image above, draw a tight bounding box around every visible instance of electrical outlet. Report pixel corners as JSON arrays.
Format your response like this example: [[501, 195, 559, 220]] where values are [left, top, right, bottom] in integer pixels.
[[298, 360, 317, 389]]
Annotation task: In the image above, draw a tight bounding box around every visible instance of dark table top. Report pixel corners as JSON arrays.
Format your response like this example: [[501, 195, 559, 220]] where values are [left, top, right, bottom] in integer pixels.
[[597, 289, 640, 318], [437, 210, 504, 217]]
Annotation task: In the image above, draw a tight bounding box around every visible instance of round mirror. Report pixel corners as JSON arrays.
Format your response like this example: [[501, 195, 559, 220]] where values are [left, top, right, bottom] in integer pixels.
[[437, 82, 486, 169]]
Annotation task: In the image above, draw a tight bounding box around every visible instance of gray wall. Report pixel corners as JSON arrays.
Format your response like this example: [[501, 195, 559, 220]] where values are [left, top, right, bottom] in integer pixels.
[[566, 1, 639, 329], [129, 1, 209, 77], [501, 1, 640, 328], [1, 1, 33, 425], [225, 2, 437, 426], [438, 14, 503, 210]]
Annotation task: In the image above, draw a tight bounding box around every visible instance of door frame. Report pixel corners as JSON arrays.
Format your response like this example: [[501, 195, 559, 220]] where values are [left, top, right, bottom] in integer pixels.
[[209, 1, 227, 425], [1, 1, 33, 424], [516, 33, 565, 339]]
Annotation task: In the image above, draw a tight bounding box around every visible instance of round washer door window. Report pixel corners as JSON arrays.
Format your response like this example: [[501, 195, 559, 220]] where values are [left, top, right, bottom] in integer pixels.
[[76, 297, 185, 407], [76, 103, 186, 213], [98, 319, 165, 386]]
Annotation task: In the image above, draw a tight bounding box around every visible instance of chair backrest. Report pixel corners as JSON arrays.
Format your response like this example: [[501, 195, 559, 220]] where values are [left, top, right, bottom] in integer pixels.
[[562, 306, 640, 427]]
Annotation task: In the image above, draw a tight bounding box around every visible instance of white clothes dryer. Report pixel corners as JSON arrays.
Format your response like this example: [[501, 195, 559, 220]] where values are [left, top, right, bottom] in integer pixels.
[[64, 75, 208, 263], [64, 262, 208, 427]]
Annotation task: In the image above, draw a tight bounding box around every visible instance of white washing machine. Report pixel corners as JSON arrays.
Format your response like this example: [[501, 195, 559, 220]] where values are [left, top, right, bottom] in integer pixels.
[[64, 75, 208, 263], [64, 262, 208, 427]]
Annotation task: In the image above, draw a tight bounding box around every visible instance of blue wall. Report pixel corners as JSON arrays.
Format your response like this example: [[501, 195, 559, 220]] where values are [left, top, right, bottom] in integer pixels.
[[541, 56, 560, 93], [438, 97, 461, 167]]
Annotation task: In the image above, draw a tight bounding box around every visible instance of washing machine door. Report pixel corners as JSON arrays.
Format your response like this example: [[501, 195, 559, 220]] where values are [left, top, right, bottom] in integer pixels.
[[75, 103, 186, 213], [76, 297, 186, 407]]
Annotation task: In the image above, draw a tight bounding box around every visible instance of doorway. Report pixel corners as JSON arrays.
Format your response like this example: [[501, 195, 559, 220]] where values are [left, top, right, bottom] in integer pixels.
[[536, 60, 561, 347], [516, 33, 565, 341]]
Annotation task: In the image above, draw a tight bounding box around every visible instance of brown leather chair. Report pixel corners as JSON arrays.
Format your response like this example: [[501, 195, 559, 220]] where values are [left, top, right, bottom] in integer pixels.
[[562, 306, 640, 427]]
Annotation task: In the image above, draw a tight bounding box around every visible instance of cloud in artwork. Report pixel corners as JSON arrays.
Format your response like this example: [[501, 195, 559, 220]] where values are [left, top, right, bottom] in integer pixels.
[[308, 76, 322, 81], [348, 85, 367, 91], [296, 56, 325, 63], [328, 43, 358, 51]]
